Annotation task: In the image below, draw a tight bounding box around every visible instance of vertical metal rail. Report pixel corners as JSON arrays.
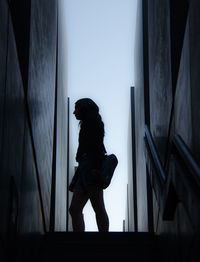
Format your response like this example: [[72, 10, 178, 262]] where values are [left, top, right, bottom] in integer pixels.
[[131, 87, 138, 232], [126, 184, 129, 231], [66, 97, 70, 231]]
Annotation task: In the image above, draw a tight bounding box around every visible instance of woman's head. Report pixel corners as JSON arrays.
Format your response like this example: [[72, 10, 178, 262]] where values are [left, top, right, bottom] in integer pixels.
[[73, 98, 99, 121]]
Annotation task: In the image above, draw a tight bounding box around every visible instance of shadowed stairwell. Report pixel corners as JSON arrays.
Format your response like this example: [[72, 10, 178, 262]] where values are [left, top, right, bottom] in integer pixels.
[[1, 0, 200, 261], [14, 232, 162, 261]]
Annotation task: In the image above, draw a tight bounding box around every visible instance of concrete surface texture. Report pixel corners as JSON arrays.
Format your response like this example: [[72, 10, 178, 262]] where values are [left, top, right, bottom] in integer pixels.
[[0, 0, 67, 236], [133, 0, 148, 232], [133, 0, 200, 261]]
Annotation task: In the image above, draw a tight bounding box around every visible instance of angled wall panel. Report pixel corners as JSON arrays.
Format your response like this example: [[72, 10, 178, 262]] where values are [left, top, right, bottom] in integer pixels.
[[27, 0, 57, 229], [0, 9, 25, 233], [18, 122, 44, 234], [148, 0, 172, 164], [134, 0, 148, 232], [55, 0, 69, 231]]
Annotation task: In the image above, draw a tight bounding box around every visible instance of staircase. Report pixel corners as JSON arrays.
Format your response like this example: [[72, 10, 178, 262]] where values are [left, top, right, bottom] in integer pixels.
[[37, 232, 162, 261]]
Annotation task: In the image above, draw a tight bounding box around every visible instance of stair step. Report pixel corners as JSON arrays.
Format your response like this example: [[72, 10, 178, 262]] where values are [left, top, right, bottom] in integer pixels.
[[45, 232, 156, 242], [38, 232, 161, 261], [12, 232, 162, 261]]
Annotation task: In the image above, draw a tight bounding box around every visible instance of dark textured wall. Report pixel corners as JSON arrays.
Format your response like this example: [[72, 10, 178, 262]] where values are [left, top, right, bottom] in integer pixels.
[[148, 0, 172, 164], [0, 0, 67, 238], [134, 0, 200, 260], [18, 122, 44, 233], [0, 0, 28, 235], [158, 1, 200, 260], [189, 0, 200, 165], [0, 0, 8, 233], [0, 2, 25, 234], [28, 0, 57, 231], [173, 18, 192, 147], [0, 0, 8, 149]]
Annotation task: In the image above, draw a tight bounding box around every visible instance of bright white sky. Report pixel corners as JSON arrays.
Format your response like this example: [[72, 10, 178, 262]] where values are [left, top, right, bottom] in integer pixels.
[[64, 0, 137, 231]]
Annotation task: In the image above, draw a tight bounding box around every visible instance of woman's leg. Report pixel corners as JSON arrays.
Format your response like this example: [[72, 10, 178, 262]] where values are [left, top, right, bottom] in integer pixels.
[[86, 185, 109, 232], [69, 189, 89, 232]]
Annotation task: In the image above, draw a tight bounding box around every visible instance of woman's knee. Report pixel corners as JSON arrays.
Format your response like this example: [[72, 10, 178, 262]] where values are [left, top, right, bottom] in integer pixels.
[[69, 189, 88, 217]]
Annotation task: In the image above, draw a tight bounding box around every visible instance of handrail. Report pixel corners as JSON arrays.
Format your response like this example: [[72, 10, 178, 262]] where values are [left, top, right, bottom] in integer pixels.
[[172, 134, 200, 188], [144, 125, 166, 182], [144, 125, 200, 222], [145, 125, 200, 187]]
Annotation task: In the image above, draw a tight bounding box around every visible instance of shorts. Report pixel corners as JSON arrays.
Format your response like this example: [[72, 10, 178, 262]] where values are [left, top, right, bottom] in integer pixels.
[[74, 154, 99, 190]]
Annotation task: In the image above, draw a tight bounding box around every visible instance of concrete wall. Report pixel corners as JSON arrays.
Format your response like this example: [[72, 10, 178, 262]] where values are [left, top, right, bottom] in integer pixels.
[[55, 0, 69, 231], [27, 0, 57, 232], [189, 0, 200, 165], [0, 0, 26, 234], [134, 0, 200, 260], [133, 0, 148, 232], [173, 18, 192, 148], [0, 0, 67, 236], [148, 0, 172, 164]]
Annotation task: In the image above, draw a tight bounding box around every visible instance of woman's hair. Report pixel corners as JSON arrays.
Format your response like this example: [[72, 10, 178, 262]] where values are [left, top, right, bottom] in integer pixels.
[[75, 98, 100, 121], [75, 98, 105, 134]]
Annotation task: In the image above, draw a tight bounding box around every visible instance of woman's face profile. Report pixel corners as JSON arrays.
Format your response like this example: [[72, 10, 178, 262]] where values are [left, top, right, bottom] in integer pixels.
[[73, 105, 81, 120]]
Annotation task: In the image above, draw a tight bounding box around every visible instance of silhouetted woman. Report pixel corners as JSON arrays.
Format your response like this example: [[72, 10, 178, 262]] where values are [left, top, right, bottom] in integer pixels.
[[69, 98, 109, 232]]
